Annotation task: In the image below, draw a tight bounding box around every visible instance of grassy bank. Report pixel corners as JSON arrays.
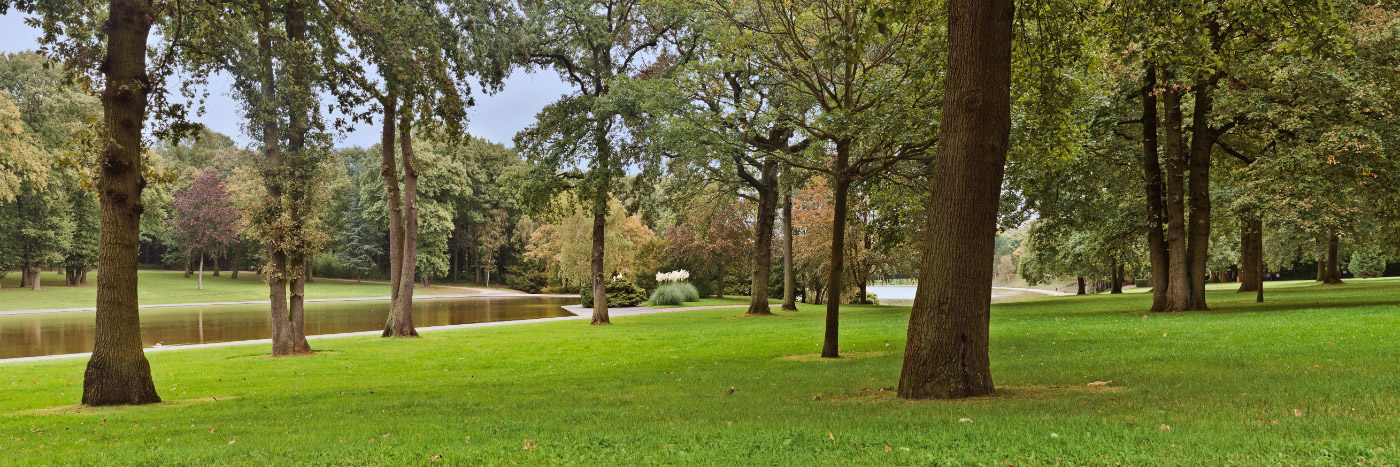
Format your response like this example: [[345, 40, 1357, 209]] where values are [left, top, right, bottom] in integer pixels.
[[1, 279, 1397, 464], [0, 270, 468, 312]]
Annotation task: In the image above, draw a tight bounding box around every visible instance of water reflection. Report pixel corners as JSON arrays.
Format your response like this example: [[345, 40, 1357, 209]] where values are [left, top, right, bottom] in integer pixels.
[[0, 296, 578, 360]]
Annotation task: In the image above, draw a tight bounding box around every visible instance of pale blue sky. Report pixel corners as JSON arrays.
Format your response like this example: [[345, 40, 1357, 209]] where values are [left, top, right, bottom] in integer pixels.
[[0, 12, 572, 149]]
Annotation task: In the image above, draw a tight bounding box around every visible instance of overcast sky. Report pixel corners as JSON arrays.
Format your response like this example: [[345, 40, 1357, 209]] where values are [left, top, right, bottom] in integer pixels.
[[0, 12, 573, 149]]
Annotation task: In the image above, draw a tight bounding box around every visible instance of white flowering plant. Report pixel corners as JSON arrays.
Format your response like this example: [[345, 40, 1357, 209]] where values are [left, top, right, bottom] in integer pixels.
[[655, 269, 690, 283]]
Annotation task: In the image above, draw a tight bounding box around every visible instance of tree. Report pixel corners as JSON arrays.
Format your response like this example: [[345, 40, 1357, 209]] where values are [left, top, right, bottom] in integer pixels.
[[338, 174, 382, 283], [664, 195, 752, 298], [701, 0, 940, 356], [517, 0, 690, 324], [899, 0, 1013, 399], [167, 171, 241, 290]]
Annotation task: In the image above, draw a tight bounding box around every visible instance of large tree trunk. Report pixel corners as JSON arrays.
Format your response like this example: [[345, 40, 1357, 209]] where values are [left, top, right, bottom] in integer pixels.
[[821, 141, 852, 359], [31, 267, 41, 291], [211, 252, 220, 277], [1237, 217, 1262, 292], [897, 0, 1011, 400], [1186, 82, 1216, 311], [1076, 276, 1086, 295], [183, 255, 192, 278], [284, 0, 313, 355], [379, 94, 408, 328], [746, 160, 779, 316], [1324, 234, 1343, 284], [1161, 72, 1191, 313], [1140, 64, 1169, 312], [781, 192, 798, 311], [82, 0, 161, 406], [230, 241, 241, 279], [1111, 264, 1124, 294], [385, 98, 420, 337], [588, 118, 613, 324], [197, 254, 203, 290]]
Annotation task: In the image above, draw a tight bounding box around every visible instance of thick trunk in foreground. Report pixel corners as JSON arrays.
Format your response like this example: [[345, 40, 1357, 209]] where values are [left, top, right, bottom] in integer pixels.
[[32, 268, 41, 291], [378, 95, 409, 334], [384, 100, 420, 337], [212, 253, 220, 276], [897, 0, 1011, 400], [83, 0, 161, 406], [821, 141, 852, 358], [589, 169, 611, 325], [1161, 76, 1191, 313], [781, 192, 798, 311], [1237, 217, 1262, 292], [1111, 264, 1124, 294], [1185, 83, 1215, 311], [746, 161, 780, 316], [1076, 276, 1086, 295], [1324, 234, 1343, 284], [1140, 64, 1169, 312]]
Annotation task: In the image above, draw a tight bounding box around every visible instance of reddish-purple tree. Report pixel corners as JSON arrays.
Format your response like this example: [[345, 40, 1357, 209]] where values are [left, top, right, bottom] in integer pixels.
[[167, 171, 241, 290]]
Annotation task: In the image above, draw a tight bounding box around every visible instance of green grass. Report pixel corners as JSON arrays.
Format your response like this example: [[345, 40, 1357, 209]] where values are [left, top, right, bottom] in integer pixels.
[[1, 278, 1398, 464], [0, 270, 466, 312]]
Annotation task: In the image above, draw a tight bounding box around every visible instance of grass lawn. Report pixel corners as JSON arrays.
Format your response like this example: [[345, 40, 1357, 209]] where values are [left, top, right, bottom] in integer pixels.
[[0, 270, 468, 312], [1, 278, 1398, 464]]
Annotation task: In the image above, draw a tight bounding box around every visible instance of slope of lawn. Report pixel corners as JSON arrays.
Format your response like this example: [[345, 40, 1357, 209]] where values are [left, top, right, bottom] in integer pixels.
[[0, 270, 470, 312], [1, 278, 1398, 465]]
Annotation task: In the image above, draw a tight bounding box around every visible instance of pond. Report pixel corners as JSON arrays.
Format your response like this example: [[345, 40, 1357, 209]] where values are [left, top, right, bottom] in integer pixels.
[[0, 296, 578, 360]]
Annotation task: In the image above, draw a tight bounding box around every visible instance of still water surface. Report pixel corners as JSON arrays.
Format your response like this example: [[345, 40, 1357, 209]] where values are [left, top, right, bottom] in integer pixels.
[[0, 296, 577, 360]]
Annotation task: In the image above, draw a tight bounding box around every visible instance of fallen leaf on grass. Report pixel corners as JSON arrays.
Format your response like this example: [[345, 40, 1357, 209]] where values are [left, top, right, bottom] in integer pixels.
[[1088, 381, 1112, 387], [523, 439, 537, 451], [828, 432, 835, 441], [429, 455, 442, 461], [1158, 424, 1171, 431]]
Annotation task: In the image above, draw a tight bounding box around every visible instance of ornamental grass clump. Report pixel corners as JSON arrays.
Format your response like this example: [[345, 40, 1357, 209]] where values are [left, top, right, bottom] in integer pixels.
[[650, 270, 699, 305]]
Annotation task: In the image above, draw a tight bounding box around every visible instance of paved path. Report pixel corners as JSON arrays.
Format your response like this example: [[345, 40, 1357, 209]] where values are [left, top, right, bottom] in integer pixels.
[[992, 286, 1072, 297], [0, 302, 735, 364]]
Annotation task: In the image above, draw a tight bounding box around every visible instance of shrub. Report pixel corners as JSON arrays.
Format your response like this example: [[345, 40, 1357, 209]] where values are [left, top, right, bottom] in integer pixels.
[[678, 282, 700, 302], [581, 276, 648, 308], [1350, 247, 1387, 279], [649, 283, 689, 306], [505, 258, 549, 294]]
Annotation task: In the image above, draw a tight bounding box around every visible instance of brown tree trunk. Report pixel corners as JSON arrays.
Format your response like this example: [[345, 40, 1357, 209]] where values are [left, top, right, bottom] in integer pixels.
[[1111, 264, 1124, 294], [587, 118, 613, 324], [284, 0, 313, 355], [1316, 249, 1328, 282], [1076, 276, 1086, 295], [1325, 234, 1343, 284], [821, 141, 852, 359], [781, 192, 798, 311], [1186, 82, 1216, 311], [1161, 72, 1191, 313], [260, 0, 308, 357], [1140, 64, 1169, 312], [388, 98, 421, 337], [184, 255, 192, 278], [230, 241, 241, 279], [197, 253, 203, 290], [304, 255, 313, 283], [746, 161, 779, 316], [1237, 217, 1262, 292], [81, 268, 88, 285], [897, 0, 1011, 400], [83, 0, 161, 406], [31, 267, 41, 291], [211, 252, 220, 277]]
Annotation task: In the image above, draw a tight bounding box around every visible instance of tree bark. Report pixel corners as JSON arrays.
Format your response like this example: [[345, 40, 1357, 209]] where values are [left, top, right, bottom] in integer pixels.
[[1111, 264, 1124, 294], [1324, 234, 1343, 284], [197, 253, 203, 290], [746, 160, 780, 316], [1076, 276, 1086, 295], [211, 252, 220, 277], [386, 97, 421, 337], [1161, 71, 1191, 313], [230, 241, 241, 279], [821, 140, 852, 359], [183, 255, 192, 278], [82, 0, 161, 406], [1237, 217, 1262, 292], [588, 123, 612, 325], [781, 192, 798, 311], [1140, 64, 1169, 312], [31, 267, 41, 291], [1186, 82, 1216, 311], [897, 0, 1011, 400]]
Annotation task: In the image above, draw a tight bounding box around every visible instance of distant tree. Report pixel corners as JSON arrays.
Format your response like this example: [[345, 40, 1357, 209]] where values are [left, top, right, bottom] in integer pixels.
[[337, 185, 382, 283], [664, 195, 752, 298], [167, 171, 241, 290]]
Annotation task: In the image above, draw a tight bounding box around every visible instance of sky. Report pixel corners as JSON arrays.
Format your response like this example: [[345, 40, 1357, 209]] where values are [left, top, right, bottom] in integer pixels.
[[0, 12, 573, 149]]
